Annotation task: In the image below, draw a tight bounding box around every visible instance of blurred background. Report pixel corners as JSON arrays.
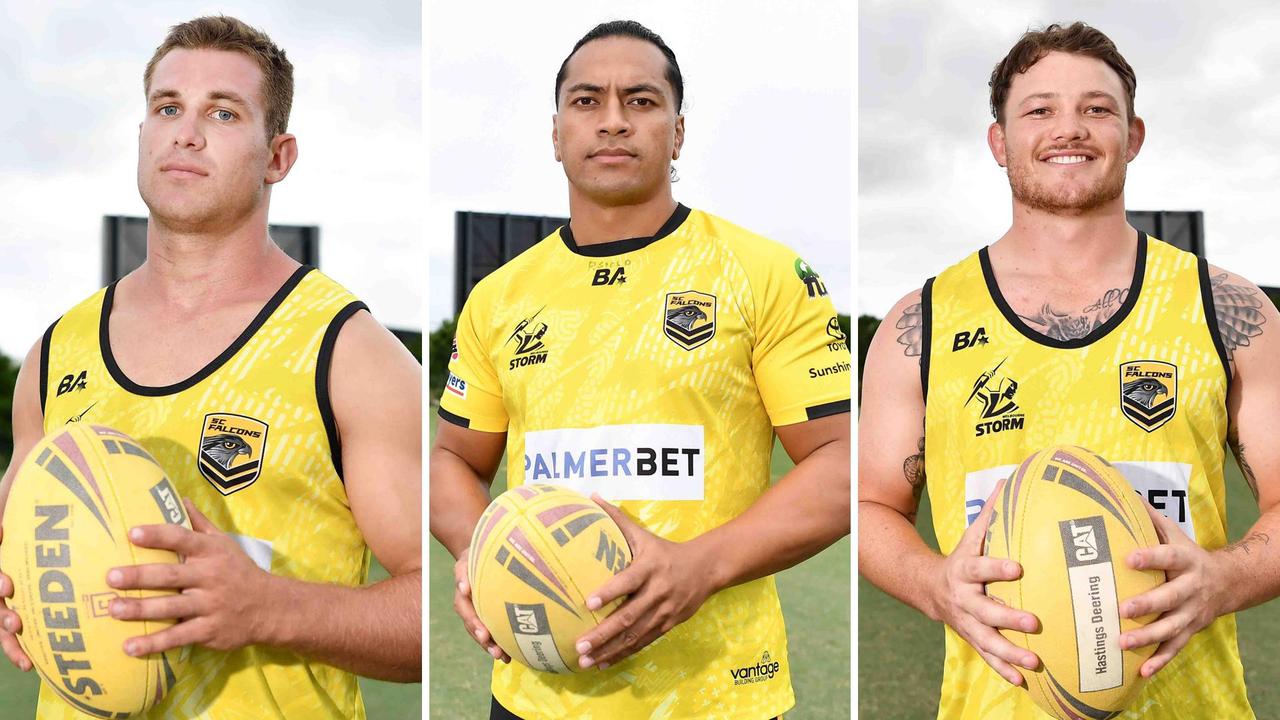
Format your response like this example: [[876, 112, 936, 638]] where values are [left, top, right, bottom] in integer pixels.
[[0, 1, 422, 717], [428, 0, 852, 717], [859, 1, 1280, 716]]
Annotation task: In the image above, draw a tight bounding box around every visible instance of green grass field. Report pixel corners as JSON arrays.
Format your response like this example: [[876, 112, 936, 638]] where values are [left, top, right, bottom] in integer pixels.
[[0, 557, 421, 719], [858, 457, 1280, 718], [428, 409, 851, 719]]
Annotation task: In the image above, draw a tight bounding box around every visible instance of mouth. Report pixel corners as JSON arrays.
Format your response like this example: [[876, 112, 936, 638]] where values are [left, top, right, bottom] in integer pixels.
[[1040, 150, 1096, 166], [589, 148, 637, 163], [160, 163, 208, 177]]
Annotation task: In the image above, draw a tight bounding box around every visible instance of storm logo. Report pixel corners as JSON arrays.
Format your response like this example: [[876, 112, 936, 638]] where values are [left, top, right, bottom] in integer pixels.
[[966, 358, 1024, 437], [664, 290, 716, 350], [198, 413, 268, 495], [506, 308, 550, 370], [1120, 360, 1177, 432]]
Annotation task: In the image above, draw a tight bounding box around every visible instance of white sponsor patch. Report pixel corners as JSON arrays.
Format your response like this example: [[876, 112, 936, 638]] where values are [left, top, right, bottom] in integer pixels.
[[231, 534, 274, 572], [963, 461, 1195, 539], [523, 424, 704, 500]]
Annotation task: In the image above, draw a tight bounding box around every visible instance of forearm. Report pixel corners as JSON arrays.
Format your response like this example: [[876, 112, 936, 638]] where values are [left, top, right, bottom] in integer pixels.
[[690, 439, 849, 594], [858, 500, 945, 621], [428, 447, 494, 559], [261, 569, 422, 682], [1213, 508, 1280, 616]]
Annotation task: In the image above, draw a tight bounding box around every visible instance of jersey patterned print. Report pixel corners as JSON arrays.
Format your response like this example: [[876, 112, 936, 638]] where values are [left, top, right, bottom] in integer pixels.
[[37, 267, 372, 720], [922, 234, 1253, 719], [440, 204, 850, 720]]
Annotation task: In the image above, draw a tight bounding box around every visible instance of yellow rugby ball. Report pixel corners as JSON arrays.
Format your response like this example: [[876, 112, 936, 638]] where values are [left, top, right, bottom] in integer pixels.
[[468, 484, 631, 673], [984, 445, 1166, 719], [1, 424, 190, 717]]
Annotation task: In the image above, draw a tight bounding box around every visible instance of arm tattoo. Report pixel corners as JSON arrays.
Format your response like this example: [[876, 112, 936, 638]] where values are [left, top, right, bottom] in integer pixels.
[[1212, 273, 1266, 360], [1017, 288, 1129, 341], [1224, 531, 1271, 555], [1227, 425, 1261, 503], [902, 436, 926, 522], [896, 302, 923, 357]]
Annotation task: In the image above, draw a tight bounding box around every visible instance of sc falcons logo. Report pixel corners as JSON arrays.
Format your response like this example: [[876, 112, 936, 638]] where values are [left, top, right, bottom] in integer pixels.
[[1119, 360, 1178, 432]]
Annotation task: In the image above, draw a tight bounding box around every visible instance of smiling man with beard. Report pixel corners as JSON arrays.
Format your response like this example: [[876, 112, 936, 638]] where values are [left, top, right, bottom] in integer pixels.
[[430, 19, 850, 720], [860, 22, 1280, 718]]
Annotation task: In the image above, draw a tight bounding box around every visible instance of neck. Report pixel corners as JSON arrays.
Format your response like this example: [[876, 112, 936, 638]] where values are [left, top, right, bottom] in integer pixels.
[[129, 207, 298, 311], [993, 196, 1137, 277], [566, 185, 678, 246]]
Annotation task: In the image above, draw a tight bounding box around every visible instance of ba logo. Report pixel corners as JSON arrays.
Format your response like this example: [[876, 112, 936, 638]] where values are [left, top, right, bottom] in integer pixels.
[[794, 258, 827, 299], [506, 308, 550, 371], [664, 290, 717, 350], [952, 327, 989, 351], [965, 358, 1024, 437], [591, 267, 628, 286], [57, 371, 87, 396], [198, 413, 268, 495], [825, 317, 848, 352], [1119, 360, 1177, 432]]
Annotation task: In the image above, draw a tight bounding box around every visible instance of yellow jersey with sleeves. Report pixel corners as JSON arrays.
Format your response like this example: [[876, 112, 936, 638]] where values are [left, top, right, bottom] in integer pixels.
[[35, 266, 373, 720], [440, 204, 850, 720], [921, 234, 1252, 719]]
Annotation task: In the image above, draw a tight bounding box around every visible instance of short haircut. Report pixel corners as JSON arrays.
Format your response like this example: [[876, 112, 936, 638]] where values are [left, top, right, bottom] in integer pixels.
[[989, 22, 1136, 124], [554, 20, 684, 111], [143, 16, 294, 140]]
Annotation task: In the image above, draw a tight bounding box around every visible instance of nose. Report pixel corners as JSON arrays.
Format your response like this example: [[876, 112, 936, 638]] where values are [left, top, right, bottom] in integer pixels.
[[1050, 111, 1087, 143], [173, 113, 206, 150], [596, 97, 631, 137]]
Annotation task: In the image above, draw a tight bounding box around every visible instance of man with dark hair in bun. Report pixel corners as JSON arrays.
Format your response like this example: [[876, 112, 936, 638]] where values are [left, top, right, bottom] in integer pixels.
[[432, 19, 850, 720]]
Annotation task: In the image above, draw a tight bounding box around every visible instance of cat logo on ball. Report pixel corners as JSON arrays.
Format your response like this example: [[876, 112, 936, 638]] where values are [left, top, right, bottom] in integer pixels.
[[664, 290, 716, 350], [198, 413, 269, 495], [1119, 360, 1178, 433]]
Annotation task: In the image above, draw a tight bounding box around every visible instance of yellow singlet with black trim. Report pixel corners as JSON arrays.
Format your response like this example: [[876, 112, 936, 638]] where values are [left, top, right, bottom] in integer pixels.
[[440, 204, 850, 720], [35, 266, 372, 720], [922, 234, 1253, 718]]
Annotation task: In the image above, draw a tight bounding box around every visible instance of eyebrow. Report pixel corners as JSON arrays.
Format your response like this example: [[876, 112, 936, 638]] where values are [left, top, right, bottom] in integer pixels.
[[1019, 90, 1120, 105], [148, 88, 250, 108], [563, 82, 666, 97]]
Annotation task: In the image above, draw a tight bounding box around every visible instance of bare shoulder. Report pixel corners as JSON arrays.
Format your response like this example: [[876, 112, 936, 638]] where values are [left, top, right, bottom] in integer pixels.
[[1206, 264, 1277, 366], [873, 287, 926, 360], [328, 310, 421, 430]]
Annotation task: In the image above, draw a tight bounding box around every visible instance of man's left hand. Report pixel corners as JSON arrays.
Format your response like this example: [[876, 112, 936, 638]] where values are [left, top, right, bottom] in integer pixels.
[[573, 495, 716, 670], [108, 499, 276, 656], [1119, 501, 1229, 677]]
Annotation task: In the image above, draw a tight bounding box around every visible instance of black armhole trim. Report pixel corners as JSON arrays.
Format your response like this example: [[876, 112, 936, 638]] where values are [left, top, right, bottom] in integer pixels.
[[920, 278, 934, 402], [438, 406, 471, 429], [39, 320, 57, 416], [1198, 257, 1233, 390], [805, 399, 851, 421], [316, 301, 370, 483], [559, 203, 691, 257], [980, 230, 1146, 349], [101, 265, 314, 396]]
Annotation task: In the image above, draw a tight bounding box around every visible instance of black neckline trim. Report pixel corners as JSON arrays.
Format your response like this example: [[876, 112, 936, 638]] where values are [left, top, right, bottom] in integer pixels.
[[100, 265, 314, 397], [980, 230, 1146, 350], [558, 203, 691, 257]]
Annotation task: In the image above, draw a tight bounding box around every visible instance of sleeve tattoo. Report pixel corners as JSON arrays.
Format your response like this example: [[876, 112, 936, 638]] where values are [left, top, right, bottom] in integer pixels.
[[903, 436, 926, 522], [896, 302, 923, 357], [1212, 273, 1266, 360]]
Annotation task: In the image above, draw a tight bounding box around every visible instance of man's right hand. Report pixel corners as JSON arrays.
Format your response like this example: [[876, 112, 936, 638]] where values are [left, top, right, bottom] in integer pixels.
[[453, 549, 510, 663], [930, 481, 1040, 685], [0, 526, 32, 672]]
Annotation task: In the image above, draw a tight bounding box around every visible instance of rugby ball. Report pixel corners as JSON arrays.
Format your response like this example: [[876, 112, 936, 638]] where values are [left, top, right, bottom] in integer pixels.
[[1, 424, 191, 717], [468, 484, 632, 673], [983, 445, 1165, 719]]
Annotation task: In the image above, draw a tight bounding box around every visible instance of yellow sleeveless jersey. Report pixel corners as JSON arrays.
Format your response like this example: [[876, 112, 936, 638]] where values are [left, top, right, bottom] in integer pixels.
[[35, 266, 373, 720], [440, 204, 850, 720], [921, 234, 1252, 719]]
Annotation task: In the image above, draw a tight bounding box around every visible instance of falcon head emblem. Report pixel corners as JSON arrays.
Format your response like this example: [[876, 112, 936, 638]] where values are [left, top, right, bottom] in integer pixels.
[[1122, 378, 1168, 410], [200, 433, 252, 469], [665, 305, 707, 331]]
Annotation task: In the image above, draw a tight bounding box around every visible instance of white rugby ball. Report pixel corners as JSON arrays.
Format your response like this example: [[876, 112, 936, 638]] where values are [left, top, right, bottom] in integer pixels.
[[1, 424, 190, 717], [468, 484, 631, 673], [984, 445, 1165, 719]]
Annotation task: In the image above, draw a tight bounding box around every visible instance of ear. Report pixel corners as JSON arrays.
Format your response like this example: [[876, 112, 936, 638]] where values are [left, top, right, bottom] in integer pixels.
[[264, 133, 298, 185], [1126, 115, 1146, 162], [552, 113, 562, 163], [987, 121, 1008, 168], [672, 114, 685, 161]]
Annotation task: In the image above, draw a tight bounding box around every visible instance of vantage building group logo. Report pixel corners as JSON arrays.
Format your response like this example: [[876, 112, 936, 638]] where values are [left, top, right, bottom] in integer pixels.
[[730, 650, 782, 685], [965, 358, 1024, 437]]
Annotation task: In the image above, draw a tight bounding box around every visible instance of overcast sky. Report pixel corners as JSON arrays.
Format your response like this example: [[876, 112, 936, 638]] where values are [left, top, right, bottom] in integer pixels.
[[860, 0, 1280, 316], [0, 0, 420, 360], [428, 0, 852, 330]]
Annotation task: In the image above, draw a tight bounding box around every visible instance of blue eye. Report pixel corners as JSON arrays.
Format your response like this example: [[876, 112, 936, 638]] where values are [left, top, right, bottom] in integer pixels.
[[159, 106, 179, 117], [213, 109, 235, 121]]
